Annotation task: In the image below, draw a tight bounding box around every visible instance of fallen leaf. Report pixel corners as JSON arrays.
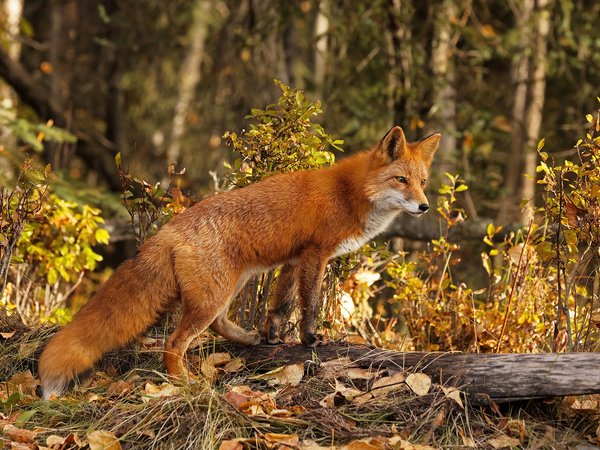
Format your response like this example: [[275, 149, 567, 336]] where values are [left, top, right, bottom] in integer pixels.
[[264, 432, 299, 446], [250, 363, 304, 386], [47, 433, 82, 449], [0, 330, 16, 339], [388, 437, 437, 450], [223, 357, 245, 373], [570, 398, 599, 413], [218, 439, 244, 450], [458, 428, 476, 447], [140, 382, 181, 402], [3, 424, 37, 443], [346, 437, 388, 449], [106, 380, 134, 397], [269, 408, 293, 417], [87, 430, 121, 450], [207, 352, 232, 367], [345, 334, 370, 345], [224, 385, 260, 409], [347, 368, 381, 380], [487, 434, 520, 449], [442, 386, 464, 408], [370, 372, 407, 398], [319, 357, 353, 378], [7, 370, 38, 397], [405, 373, 431, 397], [6, 442, 36, 450], [299, 440, 331, 450], [320, 379, 362, 408], [138, 336, 163, 349], [200, 352, 233, 381]]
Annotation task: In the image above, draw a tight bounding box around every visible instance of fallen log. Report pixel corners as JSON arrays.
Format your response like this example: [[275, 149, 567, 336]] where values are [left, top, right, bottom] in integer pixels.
[[225, 342, 600, 404]]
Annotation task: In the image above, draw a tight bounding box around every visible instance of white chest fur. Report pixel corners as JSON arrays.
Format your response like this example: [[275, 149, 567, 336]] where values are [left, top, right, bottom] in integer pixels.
[[332, 208, 399, 257]]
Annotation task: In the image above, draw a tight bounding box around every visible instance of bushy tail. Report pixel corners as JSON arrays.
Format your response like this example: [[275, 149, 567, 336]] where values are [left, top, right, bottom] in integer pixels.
[[39, 237, 177, 399]]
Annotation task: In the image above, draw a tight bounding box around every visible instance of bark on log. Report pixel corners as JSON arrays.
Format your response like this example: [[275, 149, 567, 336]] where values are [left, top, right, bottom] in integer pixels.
[[226, 342, 600, 404]]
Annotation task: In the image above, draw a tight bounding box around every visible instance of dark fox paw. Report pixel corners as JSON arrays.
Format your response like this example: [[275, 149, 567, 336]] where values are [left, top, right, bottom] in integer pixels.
[[300, 332, 329, 348]]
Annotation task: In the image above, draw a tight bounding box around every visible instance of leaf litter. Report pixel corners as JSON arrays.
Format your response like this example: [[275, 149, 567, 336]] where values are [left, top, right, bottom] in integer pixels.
[[0, 324, 599, 449]]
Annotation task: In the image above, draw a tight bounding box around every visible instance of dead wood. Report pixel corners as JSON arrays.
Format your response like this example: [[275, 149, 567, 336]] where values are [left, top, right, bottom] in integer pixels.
[[226, 342, 600, 404]]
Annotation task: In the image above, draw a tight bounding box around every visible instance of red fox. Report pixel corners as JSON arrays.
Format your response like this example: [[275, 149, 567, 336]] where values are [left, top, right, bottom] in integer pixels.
[[39, 126, 439, 398]]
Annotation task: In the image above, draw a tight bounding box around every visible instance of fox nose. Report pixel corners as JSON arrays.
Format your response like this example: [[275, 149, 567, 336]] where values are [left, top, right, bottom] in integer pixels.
[[418, 203, 429, 212]]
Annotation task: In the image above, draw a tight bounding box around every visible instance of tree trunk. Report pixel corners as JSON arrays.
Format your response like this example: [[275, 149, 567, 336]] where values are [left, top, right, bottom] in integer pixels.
[[429, 0, 458, 177], [226, 342, 600, 404], [313, 0, 329, 97], [165, 0, 211, 173], [47, 0, 78, 170], [387, 0, 415, 127], [0, 0, 23, 183], [497, 0, 534, 223], [520, 0, 552, 224], [498, 0, 551, 224]]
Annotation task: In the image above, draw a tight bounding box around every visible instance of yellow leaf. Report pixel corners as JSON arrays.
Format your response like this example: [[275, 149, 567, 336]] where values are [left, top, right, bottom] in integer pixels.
[[218, 439, 244, 450], [140, 382, 181, 402], [250, 363, 304, 386], [223, 357, 245, 373], [347, 367, 381, 380], [264, 433, 299, 446], [371, 372, 406, 398], [87, 430, 122, 450], [3, 424, 37, 443], [442, 386, 464, 408], [7, 370, 38, 397], [405, 373, 431, 397], [487, 434, 520, 449], [346, 437, 388, 449]]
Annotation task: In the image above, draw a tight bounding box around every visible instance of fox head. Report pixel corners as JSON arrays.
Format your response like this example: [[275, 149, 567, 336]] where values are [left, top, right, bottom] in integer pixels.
[[366, 126, 440, 217]]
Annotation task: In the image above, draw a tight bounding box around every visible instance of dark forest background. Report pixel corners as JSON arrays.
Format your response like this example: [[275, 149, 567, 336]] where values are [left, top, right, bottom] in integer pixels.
[[2, 0, 598, 223]]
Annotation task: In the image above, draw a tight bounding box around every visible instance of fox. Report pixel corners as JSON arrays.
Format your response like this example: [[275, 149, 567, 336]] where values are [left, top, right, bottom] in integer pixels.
[[38, 125, 439, 399]]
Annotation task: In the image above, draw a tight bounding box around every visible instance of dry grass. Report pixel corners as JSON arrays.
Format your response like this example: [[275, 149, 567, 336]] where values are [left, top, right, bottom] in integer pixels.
[[1, 319, 598, 449]]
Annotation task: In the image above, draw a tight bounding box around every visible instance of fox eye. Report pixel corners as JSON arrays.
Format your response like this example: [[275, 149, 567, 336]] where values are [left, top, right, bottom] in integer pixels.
[[397, 176, 408, 184]]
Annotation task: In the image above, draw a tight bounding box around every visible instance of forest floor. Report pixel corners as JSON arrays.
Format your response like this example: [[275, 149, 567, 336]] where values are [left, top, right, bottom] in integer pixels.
[[1, 316, 599, 450]]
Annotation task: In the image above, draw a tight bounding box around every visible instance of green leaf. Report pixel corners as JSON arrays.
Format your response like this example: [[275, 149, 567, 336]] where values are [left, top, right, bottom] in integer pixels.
[[15, 409, 36, 427]]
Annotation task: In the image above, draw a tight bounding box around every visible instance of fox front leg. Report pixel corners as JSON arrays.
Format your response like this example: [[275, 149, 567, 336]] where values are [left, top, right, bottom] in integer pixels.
[[297, 250, 328, 347], [263, 264, 298, 344]]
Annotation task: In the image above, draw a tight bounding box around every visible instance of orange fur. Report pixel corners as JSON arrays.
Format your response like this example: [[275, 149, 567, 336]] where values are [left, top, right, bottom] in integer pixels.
[[38, 126, 439, 398]]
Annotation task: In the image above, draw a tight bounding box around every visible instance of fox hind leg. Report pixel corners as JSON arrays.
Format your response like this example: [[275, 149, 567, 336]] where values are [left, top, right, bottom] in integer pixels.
[[164, 252, 237, 377], [210, 313, 261, 345]]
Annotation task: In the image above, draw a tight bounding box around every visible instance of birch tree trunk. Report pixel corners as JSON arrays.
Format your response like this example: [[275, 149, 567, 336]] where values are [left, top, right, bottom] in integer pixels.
[[165, 0, 210, 173], [314, 0, 329, 97], [499, 0, 551, 224], [0, 0, 23, 183], [521, 0, 552, 223], [429, 0, 458, 177]]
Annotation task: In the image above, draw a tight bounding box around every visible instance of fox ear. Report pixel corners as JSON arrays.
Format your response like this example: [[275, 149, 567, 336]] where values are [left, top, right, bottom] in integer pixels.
[[378, 126, 407, 162], [418, 133, 441, 167]]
